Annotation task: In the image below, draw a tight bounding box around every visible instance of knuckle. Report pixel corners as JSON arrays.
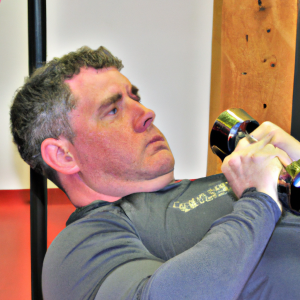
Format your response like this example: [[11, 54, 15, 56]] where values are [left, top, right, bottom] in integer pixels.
[[223, 156, 230, 165], [227, 156, 240, 168], [260, 121, 277, 137], [221, 164, 227, 173], [222, 157, 230, 171], [235, 138, 248, 151], [262, 121, 275, 129], [250, 151, 264, 163], [250, 153, 258, 162], [265, 143, 275, 150], [239, 154, 247, 163]]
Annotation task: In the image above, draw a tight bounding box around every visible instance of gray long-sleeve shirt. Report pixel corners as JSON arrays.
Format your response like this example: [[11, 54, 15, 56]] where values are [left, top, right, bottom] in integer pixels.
[[43, 174, 289, 300]]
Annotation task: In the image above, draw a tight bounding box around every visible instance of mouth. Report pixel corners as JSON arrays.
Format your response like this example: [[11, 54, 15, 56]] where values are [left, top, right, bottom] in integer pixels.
[[147, 135, 165, 147]]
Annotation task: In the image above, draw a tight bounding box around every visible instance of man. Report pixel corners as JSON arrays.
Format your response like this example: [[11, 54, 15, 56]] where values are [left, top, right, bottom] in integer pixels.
[[10, 46, 300, 299]]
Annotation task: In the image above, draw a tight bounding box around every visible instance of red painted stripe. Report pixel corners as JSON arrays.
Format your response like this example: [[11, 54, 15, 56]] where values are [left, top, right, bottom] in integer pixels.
[[0, 188, 70, 205]]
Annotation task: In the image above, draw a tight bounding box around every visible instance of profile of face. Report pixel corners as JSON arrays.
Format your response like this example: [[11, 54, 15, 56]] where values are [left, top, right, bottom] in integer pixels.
[[64, 67, 175, 196]]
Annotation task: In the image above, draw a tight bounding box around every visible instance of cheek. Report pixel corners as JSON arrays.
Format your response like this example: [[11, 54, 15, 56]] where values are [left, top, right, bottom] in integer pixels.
[[101, 129, 138, 154], [75, 129, 142, 168]]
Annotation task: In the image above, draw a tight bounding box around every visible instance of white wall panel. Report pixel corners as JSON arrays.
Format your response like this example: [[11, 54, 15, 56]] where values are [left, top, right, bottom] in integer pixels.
[[0, 0, 213, 189], [0, 0, 30, 189]]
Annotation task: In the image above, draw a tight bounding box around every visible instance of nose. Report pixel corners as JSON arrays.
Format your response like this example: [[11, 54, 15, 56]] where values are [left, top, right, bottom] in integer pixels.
[[131, 100, 156, 133]]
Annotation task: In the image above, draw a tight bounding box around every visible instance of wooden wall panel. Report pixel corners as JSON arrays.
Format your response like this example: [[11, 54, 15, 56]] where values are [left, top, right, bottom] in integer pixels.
[[207, 0, 298, 176], [207, 0, 223, 176]]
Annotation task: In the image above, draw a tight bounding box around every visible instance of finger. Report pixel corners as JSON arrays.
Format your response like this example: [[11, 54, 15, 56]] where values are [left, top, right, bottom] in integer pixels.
[[235, 135, 251, 151], [270, 146, 293, 167], [251, 144, 292, 168], [247, 121, 279, 141], [222, 153, 242, 176], [237, 133, 273, 156], [235, 132, 259, 151]]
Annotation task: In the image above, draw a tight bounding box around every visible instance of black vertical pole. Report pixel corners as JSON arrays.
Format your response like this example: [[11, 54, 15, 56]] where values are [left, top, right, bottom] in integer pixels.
[[290, 4, 300, 212], [28, 1, 47, 299], [291, 5, 300, 142]]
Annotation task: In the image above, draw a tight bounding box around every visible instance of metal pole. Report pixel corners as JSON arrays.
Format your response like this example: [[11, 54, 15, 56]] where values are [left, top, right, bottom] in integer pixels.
[[291, 5, 300, 142], [290, 4, 300, 212], [28, 1, 47, 299]]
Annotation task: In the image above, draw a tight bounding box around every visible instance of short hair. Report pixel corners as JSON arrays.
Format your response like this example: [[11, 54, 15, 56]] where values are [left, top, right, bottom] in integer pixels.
[[10, 46, 123, 184]]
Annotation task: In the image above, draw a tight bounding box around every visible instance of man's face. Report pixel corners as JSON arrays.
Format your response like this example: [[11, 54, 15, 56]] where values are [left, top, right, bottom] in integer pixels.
[[65, 67, 175, 196]]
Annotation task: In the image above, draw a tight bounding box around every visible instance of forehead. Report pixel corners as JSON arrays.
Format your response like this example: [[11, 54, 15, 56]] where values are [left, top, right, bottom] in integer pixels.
[[65, 67, 130, 102]]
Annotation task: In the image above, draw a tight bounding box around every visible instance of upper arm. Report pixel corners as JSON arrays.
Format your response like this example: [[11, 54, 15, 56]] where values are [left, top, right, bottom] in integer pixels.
[[42, 209, 163, 300], [95, 260, 163, 300]]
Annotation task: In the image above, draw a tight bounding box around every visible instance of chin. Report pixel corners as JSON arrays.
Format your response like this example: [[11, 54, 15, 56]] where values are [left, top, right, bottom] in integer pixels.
[[146, 156, 175, 180], [139, 170, 175, 193]]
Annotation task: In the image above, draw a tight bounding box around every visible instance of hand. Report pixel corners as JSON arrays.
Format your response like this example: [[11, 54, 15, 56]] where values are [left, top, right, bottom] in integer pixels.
[[222, 135, 293, 211], [236, 121, 300, 163]]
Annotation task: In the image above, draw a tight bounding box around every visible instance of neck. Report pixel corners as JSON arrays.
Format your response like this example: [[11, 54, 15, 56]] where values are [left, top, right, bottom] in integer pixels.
[[59, 171, 174, 207], [59, 173, 121, 207]]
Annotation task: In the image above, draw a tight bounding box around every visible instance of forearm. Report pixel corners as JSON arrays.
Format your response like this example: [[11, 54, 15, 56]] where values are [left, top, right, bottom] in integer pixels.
[[140, 189, 281, 300]]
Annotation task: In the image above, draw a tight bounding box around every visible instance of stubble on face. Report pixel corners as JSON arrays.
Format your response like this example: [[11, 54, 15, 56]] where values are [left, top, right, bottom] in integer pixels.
[[65, 67, 175, 195]]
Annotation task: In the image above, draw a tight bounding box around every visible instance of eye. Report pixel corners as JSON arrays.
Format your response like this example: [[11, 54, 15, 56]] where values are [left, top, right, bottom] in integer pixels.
[[107, 108, 117, 115]]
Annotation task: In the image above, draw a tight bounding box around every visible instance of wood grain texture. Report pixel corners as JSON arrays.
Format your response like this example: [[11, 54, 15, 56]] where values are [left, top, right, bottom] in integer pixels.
[[207, 0, 298, 176], [207, 0, 224, 176]]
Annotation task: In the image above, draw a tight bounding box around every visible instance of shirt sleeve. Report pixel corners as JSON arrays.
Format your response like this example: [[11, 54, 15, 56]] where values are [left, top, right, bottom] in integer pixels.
[[42, 206, 164, 300], [96, 189, 281, 300]]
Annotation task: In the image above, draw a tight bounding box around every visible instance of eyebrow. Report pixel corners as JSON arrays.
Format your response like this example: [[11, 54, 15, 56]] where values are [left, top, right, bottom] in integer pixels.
[[97, 85, 140, 114], [130, 85, 141, 101], [97, 93, 122, 113]]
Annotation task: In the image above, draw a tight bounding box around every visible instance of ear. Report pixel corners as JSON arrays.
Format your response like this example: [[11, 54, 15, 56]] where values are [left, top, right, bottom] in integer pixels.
[[41, 138, 80, 175]]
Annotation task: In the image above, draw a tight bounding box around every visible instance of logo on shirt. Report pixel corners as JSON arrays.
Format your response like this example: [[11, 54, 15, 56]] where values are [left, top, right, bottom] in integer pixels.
[[173, 182, 231, 213]]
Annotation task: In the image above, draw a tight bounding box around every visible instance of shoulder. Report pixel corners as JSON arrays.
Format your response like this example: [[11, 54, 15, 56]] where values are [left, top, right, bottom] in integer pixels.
[[42, 204, 161, 300]]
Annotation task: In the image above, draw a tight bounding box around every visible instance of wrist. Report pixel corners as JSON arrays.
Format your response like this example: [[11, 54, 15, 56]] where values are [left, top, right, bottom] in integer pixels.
[[254, 188, 282, 212], [241, 187, 282, 220], [241, 187, 282, 212]]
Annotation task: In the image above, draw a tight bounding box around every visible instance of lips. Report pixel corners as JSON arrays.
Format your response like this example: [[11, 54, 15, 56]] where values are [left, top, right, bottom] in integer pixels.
[[147, 135, 165, 147]]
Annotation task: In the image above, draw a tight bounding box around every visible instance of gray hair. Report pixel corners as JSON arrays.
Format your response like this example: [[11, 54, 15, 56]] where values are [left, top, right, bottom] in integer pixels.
[[10, 46, 123, 184]]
